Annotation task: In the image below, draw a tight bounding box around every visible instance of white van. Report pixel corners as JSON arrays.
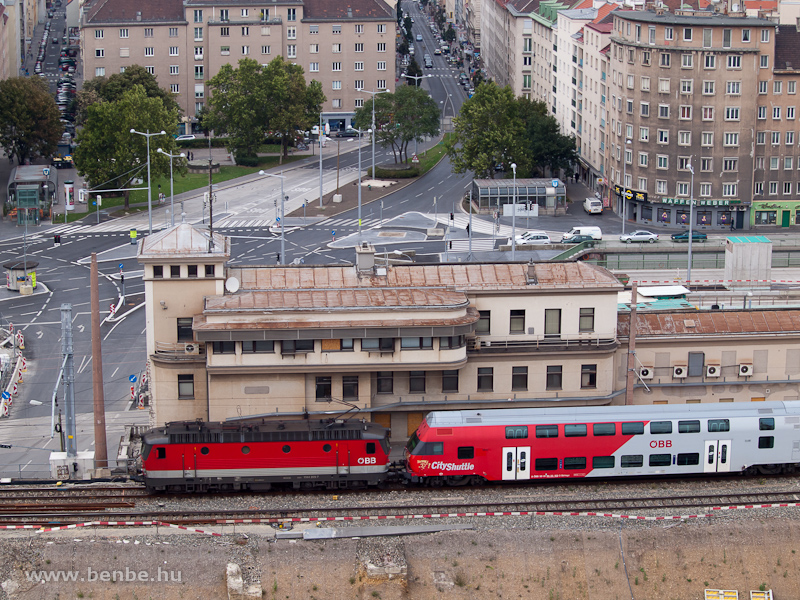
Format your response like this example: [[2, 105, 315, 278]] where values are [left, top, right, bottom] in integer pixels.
[[561, 226, 602, 242], [583, 197, 603, 214]]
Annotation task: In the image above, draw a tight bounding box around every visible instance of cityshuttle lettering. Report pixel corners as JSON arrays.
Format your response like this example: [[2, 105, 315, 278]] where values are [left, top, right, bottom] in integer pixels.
[[25, 567, 182, 583], [430, 462, 475, 471]]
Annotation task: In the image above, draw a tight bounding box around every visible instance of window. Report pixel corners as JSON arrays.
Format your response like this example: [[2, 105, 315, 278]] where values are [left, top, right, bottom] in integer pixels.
[[705, 54, 716, 69], [774, 81, 783, 94], [723, 158, 738, 172], [315, 376, 332, 400], [771, 131, 781, 145], [701, 132, 713, 147], [342, 376, 359, 400], [665, 27, 673, 40], [727, 55, 741, 69], [788, 107, 796, 120], [309, 43, 318, 54], [510, 309, 525, 333], [281, 339, 314, 354], [178, 374, 194, 398], [677, 182, 689, 196], [287, 8, 296, 21], [657, 155, 668, 169], [378, 24, 386, 33], [331, 81, 341, 90], [678, 131, 691, 145], [195, 46, 204, 59], [723, 132, 739, 146], [241, 8, 249, 17], [639, 153, 648, 168], [261, 26, 271, 35], [219, 8, 229, 21], [193, 9, 203, 22], [409, 371, 426, 393], [362, 338, 394, 352], [241, 340, 274, 353], [660, 53, 670, 67], [309, 62, 319, 72], [355, 43, 364, 52], [759, 81, 768, 94], [512, 366, 528, 391], [354, 79, 365, 90], [534, 458, 558, 471], [681, 53, 693, 68], [565, 424, 587, 437], [536, 425, 558, 438], [641, 76, 650, 92], [220, 46, 230, 55], [683, 27, 693, 41], [195, 65, 204, 80], [758, 436, 774, 449], [659, 104, 669, 118], [579, 364, 597, 389], [773, 106, 782, 120], [577, 307, 595, 332], [119, 28, 129, 38], [96, 48, 105, 58], [194, 84, 203, 98], [760, 55, 769, 68], [457, 446, 474, 459], [170, 65, 179, 76], [170, 84, 179, 93], [640, 102, 649, 117], [680, 79, 693, 95], [285, 27, 294, 39], [332, 62, 341, 71], [332, 24, 341, 34], [640, 127, 649, 142], [702, 81, 715, 95], [95, 67, 106, 77], [790, 81, 797, 94], [650, 421, 673, 434], [621, 422, 644, 435], [546, 366, 562, 390], [95, 29, 104, 39], [354, 62, 364, 71], [658, 130, 669, 144], [564, 457, 586, 470], [726, 81, 741, 95], [756, 131, 766, 144], [286, 45, 295, 58], [376, 371, 393, 393], [708, 419, 730, 432], [593, 456, 615, 469], [477, 310, 491, 333], [699, 183, 711, 197], [621, 455, 643, 468], [725, 107, 740, 121], [377, 61, 387, 70], [377, 43, 386, 52], [477, 367, 493, 391], [593, 423, 616, 436], [400, 337, 432, 350], [442, 370, 459, 392], [649, 454, 672, 467], [168, 46, 178, 56], [656, 180, 667, 193], [760, 417, 775, 430], [544, 309, 561, 337], [355, 24, 364, 33], [506, 426, 528, 439]]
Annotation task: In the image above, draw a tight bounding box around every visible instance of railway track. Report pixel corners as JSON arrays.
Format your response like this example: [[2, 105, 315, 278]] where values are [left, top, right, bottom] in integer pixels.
[[2, 489, 799, 528]]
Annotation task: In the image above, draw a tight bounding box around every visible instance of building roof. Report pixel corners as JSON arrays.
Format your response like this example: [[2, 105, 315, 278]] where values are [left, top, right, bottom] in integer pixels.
[[227, 262, 622, 294], [616, 9, 774, 25], [617, 309, 800, 337], [302, 0, 394, 20], [138, 223, 230, 260], [85, 0, 185, 24], [775, 25, 800, 72]]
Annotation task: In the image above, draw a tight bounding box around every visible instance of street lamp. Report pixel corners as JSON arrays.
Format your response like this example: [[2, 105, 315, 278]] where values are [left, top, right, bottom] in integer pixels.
[[130, 129, 167, 235], [157, 148, 185, 227], [511, 163, 517, 260], [400, 74, 432, 157], [621, 138, 632, 235], [258, 170, 286, 265], [357, 88, 389, 181], [353, 127, 372, 241], [687, 158, 695, 285]]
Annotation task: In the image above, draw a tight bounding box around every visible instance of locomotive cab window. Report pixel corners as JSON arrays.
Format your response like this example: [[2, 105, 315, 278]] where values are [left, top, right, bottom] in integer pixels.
[[593, 423, 616, 436], [505, 426, 528, 439], [156, 447, 166, 459], [621, 422, 644, 435], [565, 424, 587, 437], [535, 457, 558, 471], [678, 420, 700, 433], [758, 436, 774, 449], [708, 419, 730, 432], [759, 418, 775, 430], [536, 425, 558, 438], [457, 446, 474, 459], [650, 421, 672, 434], [366, 442, 376, 454]]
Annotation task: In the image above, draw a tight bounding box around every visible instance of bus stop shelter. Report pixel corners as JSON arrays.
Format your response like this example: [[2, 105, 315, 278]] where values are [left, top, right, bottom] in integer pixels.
[[7, 166, 57, 226]]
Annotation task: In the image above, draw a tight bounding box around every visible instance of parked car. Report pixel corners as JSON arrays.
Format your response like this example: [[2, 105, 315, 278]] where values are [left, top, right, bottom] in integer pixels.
[[175, 134, 196, 141], [560, 234, 596, 244], [336, 128, 360, 138], [561, 225, 602, 241], [671, 230, 708, 242], [513, 231, 552, 245], [416, 34, 423, 41], [619, 230, 659, 243]]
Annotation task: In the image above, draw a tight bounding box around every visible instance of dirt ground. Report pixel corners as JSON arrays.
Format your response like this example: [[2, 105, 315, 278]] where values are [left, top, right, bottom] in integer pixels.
[[1, 516, 797, 600]]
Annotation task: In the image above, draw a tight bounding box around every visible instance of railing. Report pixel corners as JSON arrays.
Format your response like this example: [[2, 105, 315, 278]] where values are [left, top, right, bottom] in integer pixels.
[[0, 458, 135, 480], [468, 335, 617, 353], [154, 341, 206, 359]]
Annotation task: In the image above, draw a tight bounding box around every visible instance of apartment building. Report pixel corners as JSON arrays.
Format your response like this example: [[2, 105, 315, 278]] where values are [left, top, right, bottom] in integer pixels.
[[606, 8, 776, 231], [81, 0, 396, 134], [465, 0, 482, 52]]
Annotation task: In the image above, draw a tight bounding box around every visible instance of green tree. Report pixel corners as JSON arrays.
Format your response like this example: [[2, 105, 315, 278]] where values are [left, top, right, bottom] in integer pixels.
[[403, 16, 413, 40], [405, 58, 423, 83], [398, 39, 409, 56], [76, 64, 180, 125], [446, 82, 525, 179], [523, 103, 577, 177], [74, 85, 180, 209], [444, 24, 456, 42], [0, 77, 62, 163]]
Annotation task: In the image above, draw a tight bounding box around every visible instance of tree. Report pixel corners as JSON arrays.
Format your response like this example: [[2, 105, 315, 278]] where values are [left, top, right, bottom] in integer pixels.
[[74, 85, 181, 209], [77, 65, 180, 125], [0, 77, 62, 164], [403, 16, 413, 40], [444, 24, 456, 42], [398, 39, 409, 57], [405, 58, 423, 83], [523, 102, 577, 177], [446, 83, 525, 179]]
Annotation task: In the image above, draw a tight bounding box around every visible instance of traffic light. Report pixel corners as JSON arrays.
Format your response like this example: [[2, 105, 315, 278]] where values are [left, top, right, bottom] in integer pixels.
[[450, 213, 454, 221], [54, 234, 61, 245]]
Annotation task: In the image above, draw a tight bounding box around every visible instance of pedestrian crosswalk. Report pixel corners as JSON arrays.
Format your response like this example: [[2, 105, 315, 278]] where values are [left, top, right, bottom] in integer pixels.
[[446, 238, 497, 251], [318, 217, 383, 228], [213, 218, 272, 229]]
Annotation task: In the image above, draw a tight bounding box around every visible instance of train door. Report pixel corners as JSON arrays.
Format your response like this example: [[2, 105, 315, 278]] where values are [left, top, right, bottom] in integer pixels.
[[336, 443, 350, 475], [704, 440, 731, 473], [501, 447, 531, 480], [182, 448, 196, 478]]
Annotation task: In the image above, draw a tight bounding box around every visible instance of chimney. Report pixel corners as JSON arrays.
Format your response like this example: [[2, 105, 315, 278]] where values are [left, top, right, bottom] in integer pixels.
[[526, 259, 538, 284], [355, 242, 376, 273]]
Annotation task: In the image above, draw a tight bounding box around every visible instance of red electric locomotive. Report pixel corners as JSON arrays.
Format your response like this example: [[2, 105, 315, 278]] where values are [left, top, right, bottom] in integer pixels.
[[405, 402, 800, 485], [140, 417, 391, 492]]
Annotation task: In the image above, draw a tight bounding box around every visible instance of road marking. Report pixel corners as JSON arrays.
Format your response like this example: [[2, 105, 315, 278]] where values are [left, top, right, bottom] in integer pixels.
[[416, 193, 423, 197], [111, 367, 119, 378]]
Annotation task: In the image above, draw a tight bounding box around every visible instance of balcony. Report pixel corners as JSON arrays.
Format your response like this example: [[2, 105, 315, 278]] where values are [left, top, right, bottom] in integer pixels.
[[153, 341, 206, 362], [468, 335, 617, 354]]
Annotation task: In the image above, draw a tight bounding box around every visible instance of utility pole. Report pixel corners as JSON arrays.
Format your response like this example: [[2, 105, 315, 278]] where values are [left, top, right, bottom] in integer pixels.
[[61, 304, 76, 458], [208, 134, 214, 251], [625, 281, 638, 406], [90, 254, 108, 468]]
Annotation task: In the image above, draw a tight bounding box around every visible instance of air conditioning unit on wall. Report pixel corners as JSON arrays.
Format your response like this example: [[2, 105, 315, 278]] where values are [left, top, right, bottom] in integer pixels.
[[739, 363, 753, 377], [706, 365, 721, 378], [184, 343, 199, 355], [673, 366, 687, 378], [638, 367, 654, 380]]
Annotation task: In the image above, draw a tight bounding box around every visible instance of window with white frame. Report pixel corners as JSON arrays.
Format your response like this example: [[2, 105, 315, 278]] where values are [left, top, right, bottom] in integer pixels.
[[754, 182, 763, 195], [195, 46, 204, 59], [790, 81, 797, 94], [377, 24, 386, 33], [146, 66, 155, 75], [757, 131, 766, 144], [678, 131, 691, 145], [220, 27, 230, 37], [725, 107, 740, 120], [377, 79, 386, 89], [332, 81, 341, 90], [194, 65, 203, 79], [355, 79, 364, 89], [241, 8, 249, 17], [639, 126, 649, 142], [699, 183, 711, 196], [789, 107, 796, 119], [170, 65, 179, 75], [727, 55, 741, 69], [701, 132, 713, 146], [759, 81, 768, 94], [309, 25, 318, 34], [657, 154, 668, 169], [309, 62, 318, 71], [756, 156, 764, 169], [679, 156, 691, 170], [287, 8, 296, 21], [261, 45, 270, 54], [242, 46, 250, 55], [377, 61, 386, 70], [760, 55, 769, 68], [702, 106, 714, 120], [656, 180, 667, 194], [658, 78, 670, 93], [95, 67, 105, 76], [658, 130, 669, 144], [762, 29, 770, 42], [683, 27, 693, 41], [194, 9, 203, 22], [722, 183, 737, 196], [724, 132, 739, 146], [769, 181, 778, 194], [701, 157, 712, 171], [354, 62, 364, 71], [660, 53, 671, 67], [377, 43, 386, 52], [773, 106, 781, 119], [332, 24, 341, 34], [170, 83, 179, 93], [309, 44, 318, 53], [355, 43, 364, 52], [771, 131, 781, 145], [681, 53, 693, 68], [641, 76, 650, 91], [726, 81, 741, 95], [638, 177, 647, 190], [658, 104, 669, 118], [639, 152, 648, 167], [627, 74, 634, 89], [287, 27, 295, 39], [680, 105, 692, 119], [195, 84, 204, 98], [332, 99, 341, 108], [703, 80, 715, 95], [665, 27, 673, 40], [261, 26, 271, 35], [169, 46, 179, 56], [95, 29, 104, 39], [784, 181, 793, 194], [681, 79, 692, 94], [705, 54, 716, 69], [119, 28, 129, 38], [332, 62, 341, 71], [355, 98, 364, 107], [787, 131, 795, 145], [786, 157, 794, 170], [677, 182, 689, 195], [286, 45, 294, 58], [757, 106, 767, 119], [626, 124, 633, 139], [723, 158, 738, 171], [355, 24, 364, 33], [242, 26, 250, 36], [96, 48, 105, 58], [332, 43, 341, 53], [219, 9, 229, 21], [194, 27, 203, 41], [774, 81, 783, 94]]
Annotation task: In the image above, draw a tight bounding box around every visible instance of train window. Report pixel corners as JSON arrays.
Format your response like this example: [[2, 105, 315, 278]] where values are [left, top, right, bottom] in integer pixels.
[[708, 419, 730, 432], [506, 453, 513, 472], [430, 442, 443, 455], [678, 420, 701, 433], [536, 425, 558, 438], [457, 446, 474, 459], [650, 421, 673, 434], [759, 418, 775, 431], [242, 446, 251, 454], [592, 456, 615, 469], [282, 445, 290, 453], [535, 457, 558, 471], [564, 457, 586, 470], [677, 453, 700, 465], [323, 444, 332, 452], [621, 455, 643, 468], [621, 422, 644, 435], [564, 424, 587, 437], [156, 447, 166, 459], [707, 444, 715, 464], [649, 453, 671, 467], [407, 432, 420, 453], [505, 426, 528, 439], [593, 423, 616, 436], [366, 442, 376, 454], [519, 450, 527, 471], [758, 436, 774, 449], [720, 444, 728, 464], [200, 447, 209, 455]]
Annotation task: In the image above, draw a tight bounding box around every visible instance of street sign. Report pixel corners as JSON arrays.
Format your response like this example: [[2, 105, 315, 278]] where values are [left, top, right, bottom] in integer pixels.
[[412, 154, 419, 164], [119, 263, 124, 270], [1, 391, 9, 400], [42, 167, 50, 177], [552, 179, 559, 187], [129, 375, 137, 383]]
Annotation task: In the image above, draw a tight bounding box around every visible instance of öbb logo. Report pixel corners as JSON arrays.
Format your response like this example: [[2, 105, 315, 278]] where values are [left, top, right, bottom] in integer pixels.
[[357, 457, 378, 464], [649, 440, 672, 448]]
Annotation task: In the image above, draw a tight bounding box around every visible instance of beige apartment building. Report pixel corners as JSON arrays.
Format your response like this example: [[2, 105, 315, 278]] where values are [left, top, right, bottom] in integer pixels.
[[137, 223, 800, 440], [81, 0, 396, 134]]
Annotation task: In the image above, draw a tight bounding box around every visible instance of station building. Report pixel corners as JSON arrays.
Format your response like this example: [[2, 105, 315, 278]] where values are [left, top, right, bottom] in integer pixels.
[[138, 223, 800, 440]]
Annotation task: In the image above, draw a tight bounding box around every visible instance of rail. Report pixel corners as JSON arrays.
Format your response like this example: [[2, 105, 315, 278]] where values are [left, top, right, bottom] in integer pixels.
[[468, 335, 617, 352]]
